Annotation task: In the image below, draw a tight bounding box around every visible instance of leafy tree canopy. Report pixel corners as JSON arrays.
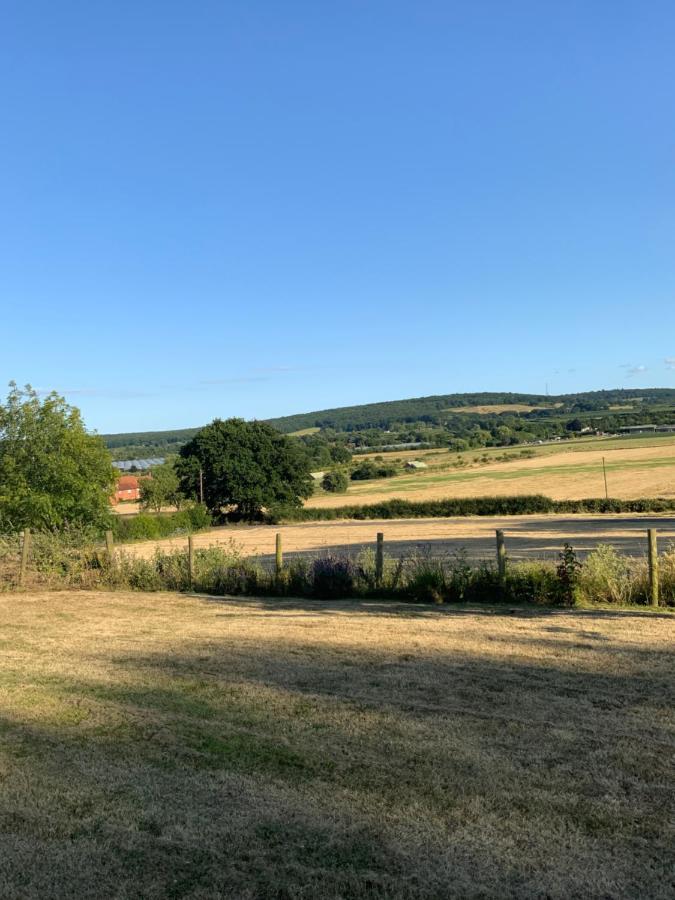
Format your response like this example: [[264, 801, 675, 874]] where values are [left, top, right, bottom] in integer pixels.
[[177, 418, 313, 519], [322, 469, 349, 493], [139, 462, 183, 513], [0, 383, 116, 531]]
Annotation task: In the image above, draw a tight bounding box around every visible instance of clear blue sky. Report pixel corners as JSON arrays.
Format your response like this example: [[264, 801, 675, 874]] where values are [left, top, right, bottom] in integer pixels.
[[2, 1, 674, 433]]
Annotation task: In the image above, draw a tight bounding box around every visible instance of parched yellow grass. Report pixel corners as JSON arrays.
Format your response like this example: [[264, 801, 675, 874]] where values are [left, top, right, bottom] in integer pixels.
[[123, 513, 675, 562], [308, 441, 675, 507], [288, 426, 321, 436], [444, 402, 558, 414], [0, 591, 672, 898]]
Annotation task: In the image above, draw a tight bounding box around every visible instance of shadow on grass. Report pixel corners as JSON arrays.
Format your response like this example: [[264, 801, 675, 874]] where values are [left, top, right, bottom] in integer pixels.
[[194, 593, 675, 621], [1, 608, 674, 898]]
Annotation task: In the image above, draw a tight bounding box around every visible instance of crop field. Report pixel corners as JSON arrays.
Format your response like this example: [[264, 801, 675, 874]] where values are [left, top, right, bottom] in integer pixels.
[[311, 436, 675, 508], [125, 513, 675, 564], [0, 591, 672, 898], [443, 402, 559, 414]]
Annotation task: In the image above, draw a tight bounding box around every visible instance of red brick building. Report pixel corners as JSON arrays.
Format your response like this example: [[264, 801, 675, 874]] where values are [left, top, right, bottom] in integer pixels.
[[113, 475, 141, 503]]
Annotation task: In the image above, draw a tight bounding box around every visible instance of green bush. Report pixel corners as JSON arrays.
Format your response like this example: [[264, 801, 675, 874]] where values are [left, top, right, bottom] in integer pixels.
[[274, 495, 675, 523], [350, 461, 398, 481], [404, 554, 446, 603], [111, 504, 211, 543], [578, 545, 637, 605], [321, 470, 349, 493]]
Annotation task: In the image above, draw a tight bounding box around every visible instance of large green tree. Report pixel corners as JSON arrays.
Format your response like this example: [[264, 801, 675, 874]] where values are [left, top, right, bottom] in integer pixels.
[[0, 383, 116, 531], [177, 418, 313, 519]]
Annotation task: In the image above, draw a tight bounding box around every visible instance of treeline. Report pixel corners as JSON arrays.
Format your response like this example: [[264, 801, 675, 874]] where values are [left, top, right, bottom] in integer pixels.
[[102, 388, 675, 462], [273, 495, 675, 522], [265, 388, 675, 433]]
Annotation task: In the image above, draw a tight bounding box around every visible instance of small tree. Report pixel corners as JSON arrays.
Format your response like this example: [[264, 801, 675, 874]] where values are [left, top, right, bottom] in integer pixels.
[[139, 462, 182, 513], [322, 469, 348, 493], [0, 383, 116, 531]]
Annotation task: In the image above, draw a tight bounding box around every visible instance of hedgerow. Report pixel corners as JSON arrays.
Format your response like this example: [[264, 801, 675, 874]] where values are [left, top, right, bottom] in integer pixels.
[[270, 495, 675, 522], [3, 533, 674, 608], [110, 504, 212, 542]]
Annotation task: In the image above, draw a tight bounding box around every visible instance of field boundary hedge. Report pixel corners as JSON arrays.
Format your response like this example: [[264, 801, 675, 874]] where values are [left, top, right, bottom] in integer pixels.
[[274, 495, 675, 522], [110, 505, 212, 542]]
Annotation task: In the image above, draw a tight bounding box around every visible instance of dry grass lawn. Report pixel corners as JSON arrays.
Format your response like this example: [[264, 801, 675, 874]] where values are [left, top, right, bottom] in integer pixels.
[[0, 591, 673, 898]]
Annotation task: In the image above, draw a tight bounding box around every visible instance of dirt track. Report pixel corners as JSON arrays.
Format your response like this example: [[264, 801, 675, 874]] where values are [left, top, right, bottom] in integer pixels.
[[124, 514, 675, 563]]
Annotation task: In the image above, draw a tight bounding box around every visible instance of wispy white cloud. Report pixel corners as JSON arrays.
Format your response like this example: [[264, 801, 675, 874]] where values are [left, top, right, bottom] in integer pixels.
[[665, 357, 675, 370], [623, 365, 648, 378]]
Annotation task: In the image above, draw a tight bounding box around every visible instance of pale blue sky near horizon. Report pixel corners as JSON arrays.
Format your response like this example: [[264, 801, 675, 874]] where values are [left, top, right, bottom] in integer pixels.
[[1, 1, 674, 434]]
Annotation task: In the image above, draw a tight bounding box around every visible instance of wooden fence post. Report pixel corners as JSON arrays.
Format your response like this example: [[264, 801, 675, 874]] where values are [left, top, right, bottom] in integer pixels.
[[275, 532, 283, 576], [648, 529, 659, 607], [375, 532, 384, 586], [19, 528, 31, 587], [188, 535, 195, 589], [496, 530, 506, 586], [105, 529, 115, 563]]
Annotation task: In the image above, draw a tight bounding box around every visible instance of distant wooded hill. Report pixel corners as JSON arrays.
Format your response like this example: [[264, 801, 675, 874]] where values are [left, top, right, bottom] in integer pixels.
[[101, 388, 675, 459]]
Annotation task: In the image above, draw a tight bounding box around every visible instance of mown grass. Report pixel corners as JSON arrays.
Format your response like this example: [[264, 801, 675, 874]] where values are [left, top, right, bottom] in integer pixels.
[[0, 591, 673, 898]]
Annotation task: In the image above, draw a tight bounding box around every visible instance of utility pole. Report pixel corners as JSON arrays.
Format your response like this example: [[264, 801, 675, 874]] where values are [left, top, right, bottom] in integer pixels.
[[602, 457, 609, 499], [199, 467, 204, 504]]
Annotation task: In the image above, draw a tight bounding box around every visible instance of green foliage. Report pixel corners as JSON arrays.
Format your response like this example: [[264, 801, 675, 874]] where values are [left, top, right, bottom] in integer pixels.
[[556, 543, 582, 606], [177, 418, 313, 520], [321, 470, 349, 493], [274, 495, 675, 523], [350, 460, 398, 481], [0, 383, 116, 532], [111, 504, 211, 542], [4, 526, 674, 608], [578, 545, 636, 605], [139, 462, 183, 512]]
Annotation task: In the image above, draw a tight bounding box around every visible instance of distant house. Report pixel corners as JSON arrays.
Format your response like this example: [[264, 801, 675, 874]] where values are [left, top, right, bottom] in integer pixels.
[[405, 460, 428, 470], [114, 475, 141, 503]]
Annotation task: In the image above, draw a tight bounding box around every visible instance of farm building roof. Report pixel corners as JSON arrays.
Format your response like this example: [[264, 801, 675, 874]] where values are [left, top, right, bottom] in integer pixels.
[[117, 475, 140, 490], [113, 458, 165, 471]]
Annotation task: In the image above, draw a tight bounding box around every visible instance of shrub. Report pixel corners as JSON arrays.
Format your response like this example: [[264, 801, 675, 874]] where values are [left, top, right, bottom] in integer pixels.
[[404, 554, 446, 603], [578, 545, 636, 605], [350, 461, 398, 481], [321, 470, 349, 493], [556, 543, 581, 606], [507, 561, 560, 606], [311, 555, 356, 599], [111, 504, 211, 543]]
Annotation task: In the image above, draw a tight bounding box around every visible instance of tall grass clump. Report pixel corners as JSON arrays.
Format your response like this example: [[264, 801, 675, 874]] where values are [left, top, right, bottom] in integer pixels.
[[577, 545, 638, 606]]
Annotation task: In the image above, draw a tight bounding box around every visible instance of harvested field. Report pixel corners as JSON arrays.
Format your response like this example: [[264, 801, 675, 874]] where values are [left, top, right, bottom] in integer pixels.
[[0, 591, 672, 898], [125, 513, 675, 563], [443, 402, 558, 414], [311, 440, 675, 507]]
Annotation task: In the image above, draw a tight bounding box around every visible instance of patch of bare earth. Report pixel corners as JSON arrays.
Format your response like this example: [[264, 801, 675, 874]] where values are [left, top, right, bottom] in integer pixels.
[[0, 591, 673, 897]]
